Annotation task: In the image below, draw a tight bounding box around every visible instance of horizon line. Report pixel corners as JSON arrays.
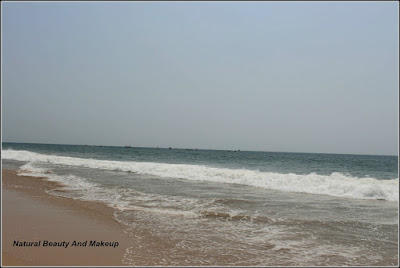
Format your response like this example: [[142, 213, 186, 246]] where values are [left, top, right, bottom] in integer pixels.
[[2, 141, 398, 157]]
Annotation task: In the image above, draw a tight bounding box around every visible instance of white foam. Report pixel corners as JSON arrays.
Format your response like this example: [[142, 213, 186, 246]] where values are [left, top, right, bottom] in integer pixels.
[[18, 162, 53, 177], [18, 162, 97, 190], [3, 149, 399, 201]]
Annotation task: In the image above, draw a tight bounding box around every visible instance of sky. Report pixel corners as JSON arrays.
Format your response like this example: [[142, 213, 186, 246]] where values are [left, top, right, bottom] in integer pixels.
[[1, 1, 398, 155]]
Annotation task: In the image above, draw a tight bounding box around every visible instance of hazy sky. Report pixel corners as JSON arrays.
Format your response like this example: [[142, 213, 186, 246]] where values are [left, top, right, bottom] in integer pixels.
[[1, 1, 398, 155]]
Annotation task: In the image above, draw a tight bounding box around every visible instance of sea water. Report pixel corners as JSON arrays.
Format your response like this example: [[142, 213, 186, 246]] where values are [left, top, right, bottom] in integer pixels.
[[2, 142, 398, 265]]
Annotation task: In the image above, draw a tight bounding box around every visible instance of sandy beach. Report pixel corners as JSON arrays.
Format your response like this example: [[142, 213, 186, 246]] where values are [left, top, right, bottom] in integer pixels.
[[2, 169, 131, 266], [2, 168, 253, 266]]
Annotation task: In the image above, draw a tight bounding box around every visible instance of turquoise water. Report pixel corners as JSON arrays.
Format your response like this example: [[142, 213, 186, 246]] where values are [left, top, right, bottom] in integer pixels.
[[2, 142, 398, 265]]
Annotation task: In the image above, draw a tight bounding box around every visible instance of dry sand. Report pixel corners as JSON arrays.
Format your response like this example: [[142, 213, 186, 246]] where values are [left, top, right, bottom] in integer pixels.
[[2, 169, 132, 266]]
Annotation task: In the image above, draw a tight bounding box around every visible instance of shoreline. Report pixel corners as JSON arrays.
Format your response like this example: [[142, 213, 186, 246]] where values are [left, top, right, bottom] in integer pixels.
[[2, 165, 398, 266], [2, 169, 132, 266]]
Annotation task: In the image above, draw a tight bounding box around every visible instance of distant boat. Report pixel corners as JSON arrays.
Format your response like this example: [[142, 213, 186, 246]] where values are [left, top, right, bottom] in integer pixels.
[[125, 145, 131, 148]]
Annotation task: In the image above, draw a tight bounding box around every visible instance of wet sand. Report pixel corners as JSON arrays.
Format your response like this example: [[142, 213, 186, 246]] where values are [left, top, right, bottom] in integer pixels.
[[2, 169, 131, 266], [2, 169, 240, 266]]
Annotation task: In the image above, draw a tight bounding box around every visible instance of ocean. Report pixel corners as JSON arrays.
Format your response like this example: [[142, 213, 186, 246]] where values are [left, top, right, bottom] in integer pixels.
[[2, 142, 398, 265]]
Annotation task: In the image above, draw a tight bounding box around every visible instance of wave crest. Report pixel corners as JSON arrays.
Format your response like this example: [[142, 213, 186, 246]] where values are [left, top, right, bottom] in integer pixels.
[[3, 149, 398, 201]]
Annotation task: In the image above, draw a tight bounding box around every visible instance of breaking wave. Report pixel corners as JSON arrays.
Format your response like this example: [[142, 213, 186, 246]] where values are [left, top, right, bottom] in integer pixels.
[[3, 149, 398, 202]]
